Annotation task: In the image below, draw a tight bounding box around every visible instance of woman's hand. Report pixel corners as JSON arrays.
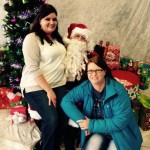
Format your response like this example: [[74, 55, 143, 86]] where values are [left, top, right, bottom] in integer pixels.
[[77, 117, 91, 136], [47, 89, 57, 107], [77, 117, 89, 130], [35, 75, 57, 107]]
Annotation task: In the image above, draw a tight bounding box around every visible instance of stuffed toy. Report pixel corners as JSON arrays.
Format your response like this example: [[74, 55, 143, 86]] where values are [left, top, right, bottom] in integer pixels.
[[12, 111, 27, 124]]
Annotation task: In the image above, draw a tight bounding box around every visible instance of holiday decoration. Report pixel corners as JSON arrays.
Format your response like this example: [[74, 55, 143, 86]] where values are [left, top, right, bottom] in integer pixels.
[[112, 70, 140, 100], [120, 57, 150, 90], [7, 91, 26, 108], [10, 106, 27, 124], [2, 0, 45, 92], [104, 44, 120, 70]]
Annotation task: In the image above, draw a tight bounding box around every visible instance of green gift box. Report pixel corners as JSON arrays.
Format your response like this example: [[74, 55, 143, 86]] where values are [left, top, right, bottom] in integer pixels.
[[139, 93, 150, 130], [139, 63, 150, 90]]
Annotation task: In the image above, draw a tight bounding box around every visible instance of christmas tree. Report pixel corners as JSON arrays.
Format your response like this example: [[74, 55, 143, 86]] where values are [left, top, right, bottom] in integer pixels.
[[2, 0, 45, 92]]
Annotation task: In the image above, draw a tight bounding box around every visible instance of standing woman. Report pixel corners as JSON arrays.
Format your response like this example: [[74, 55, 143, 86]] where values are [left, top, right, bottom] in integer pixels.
[[20, 4, 67, 150]]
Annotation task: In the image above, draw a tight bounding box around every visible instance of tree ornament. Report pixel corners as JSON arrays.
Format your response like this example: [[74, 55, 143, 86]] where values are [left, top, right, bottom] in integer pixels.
[[11, 18, 16, 23], [15, 37, 23, 46], [18, 10, 32, 20], [23, 26, 29, 31], [23, 22, 30, 32], [11, 63, 22, 69]]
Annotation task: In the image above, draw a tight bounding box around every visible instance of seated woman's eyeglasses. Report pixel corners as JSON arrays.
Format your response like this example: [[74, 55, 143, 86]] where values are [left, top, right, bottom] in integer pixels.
[[87, 69, 103, 74]]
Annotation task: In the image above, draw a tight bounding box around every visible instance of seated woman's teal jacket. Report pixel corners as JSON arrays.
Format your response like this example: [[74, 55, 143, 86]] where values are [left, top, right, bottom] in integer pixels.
[[61, 78, 142, 150]]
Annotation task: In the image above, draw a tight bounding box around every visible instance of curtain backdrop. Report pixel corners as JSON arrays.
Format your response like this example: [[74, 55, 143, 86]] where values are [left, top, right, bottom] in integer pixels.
[[0, 0, 150, 62]]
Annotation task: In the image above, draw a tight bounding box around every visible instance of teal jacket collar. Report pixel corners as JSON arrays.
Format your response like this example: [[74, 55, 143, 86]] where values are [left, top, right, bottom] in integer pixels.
[[82, 77, 117, 103]]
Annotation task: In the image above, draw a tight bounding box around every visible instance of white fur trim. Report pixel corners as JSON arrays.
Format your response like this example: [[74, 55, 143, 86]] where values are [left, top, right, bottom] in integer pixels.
[[63, 37, 71, 45], [71, 27, 91, 41], [68, 119, 79, 128], [28, 107, 42, 120]]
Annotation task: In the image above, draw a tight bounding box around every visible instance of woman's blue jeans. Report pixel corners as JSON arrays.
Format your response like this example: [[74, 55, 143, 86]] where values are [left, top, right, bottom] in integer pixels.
[[24, 85, 68, 150]]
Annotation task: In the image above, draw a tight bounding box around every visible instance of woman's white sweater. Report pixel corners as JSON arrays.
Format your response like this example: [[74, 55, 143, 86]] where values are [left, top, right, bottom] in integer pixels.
[[20, 33, 66, 92]]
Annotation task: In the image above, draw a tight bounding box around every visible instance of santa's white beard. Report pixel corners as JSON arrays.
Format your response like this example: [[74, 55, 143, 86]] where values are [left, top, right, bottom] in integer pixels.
[[64, 39, 88, 81]]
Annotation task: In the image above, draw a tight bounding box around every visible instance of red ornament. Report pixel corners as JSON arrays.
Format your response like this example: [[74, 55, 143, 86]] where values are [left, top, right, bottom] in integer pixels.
[[11, 18, 16, 23]]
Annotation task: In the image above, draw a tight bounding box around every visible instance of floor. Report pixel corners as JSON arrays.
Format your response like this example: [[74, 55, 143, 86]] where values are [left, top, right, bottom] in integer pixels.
[[0, 109, 150, 150], [140, 129, 150, 150]]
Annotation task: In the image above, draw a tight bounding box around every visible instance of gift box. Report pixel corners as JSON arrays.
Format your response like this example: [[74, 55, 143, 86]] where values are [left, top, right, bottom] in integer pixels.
[[0, 87, 13, 109], [106, 61, 120, 70], [105, 45, 120, 70], [10, 106, 27, 124], [139, 93, 150, 131], [112, 70, 140, 100], [138, 63, 150, 90], [7, 92, 26, 108], [120, 57, 150, 90], [120, 57, 139, 73]]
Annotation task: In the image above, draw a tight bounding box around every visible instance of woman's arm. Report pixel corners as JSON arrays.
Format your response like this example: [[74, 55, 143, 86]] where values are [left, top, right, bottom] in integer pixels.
[[61, 86, 85, 123], [88, 89, 131, 133]]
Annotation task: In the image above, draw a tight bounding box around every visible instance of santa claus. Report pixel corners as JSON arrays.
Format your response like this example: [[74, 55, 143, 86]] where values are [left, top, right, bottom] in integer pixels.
[[63, 23, 95, 82]]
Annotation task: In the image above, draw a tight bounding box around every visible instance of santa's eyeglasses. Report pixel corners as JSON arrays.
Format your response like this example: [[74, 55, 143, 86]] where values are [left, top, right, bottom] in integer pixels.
[[73, 34, 87, 42]]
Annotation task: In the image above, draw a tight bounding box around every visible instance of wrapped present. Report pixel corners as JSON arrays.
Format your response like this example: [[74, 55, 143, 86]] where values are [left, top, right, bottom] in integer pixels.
[[139, 63, 150, 90], [10, 106, 27, 124], [120, 57, 150, 90], [120, 57, 139, 73], [112, 70, 140, 100], [139, 93, 150, 131], [106, 45, 120, 61], [105, 45, 120, 70], [0, 87, 13, 109], [106, 61, 120, 70], [7, 92, 26, 108]]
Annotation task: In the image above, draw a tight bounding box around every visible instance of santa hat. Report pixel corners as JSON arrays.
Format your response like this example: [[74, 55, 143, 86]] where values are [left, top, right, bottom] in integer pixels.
[[65, 23, 95, 51], [67, 23, 91, 41]]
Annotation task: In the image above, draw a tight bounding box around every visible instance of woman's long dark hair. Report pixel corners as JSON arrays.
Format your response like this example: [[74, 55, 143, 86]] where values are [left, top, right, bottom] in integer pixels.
[[30, 4, 64, 45]]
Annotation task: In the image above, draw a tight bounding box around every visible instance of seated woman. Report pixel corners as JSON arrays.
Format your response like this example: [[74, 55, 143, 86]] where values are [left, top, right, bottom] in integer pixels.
[[61, 56, 142, 150]]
